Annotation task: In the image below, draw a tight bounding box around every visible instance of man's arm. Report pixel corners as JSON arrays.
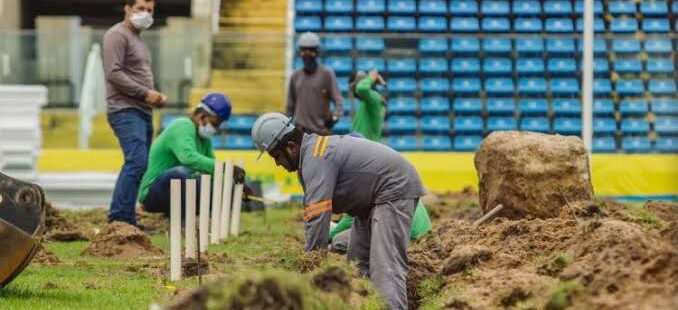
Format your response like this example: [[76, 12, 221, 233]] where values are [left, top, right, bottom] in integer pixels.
[[301, 145, 339, 252], [102, 31, 150, 101], [328, 70, 344, 119], [167, 121, 215, 174], [285, 74, 296, 117], [355, 76, 382, 110]]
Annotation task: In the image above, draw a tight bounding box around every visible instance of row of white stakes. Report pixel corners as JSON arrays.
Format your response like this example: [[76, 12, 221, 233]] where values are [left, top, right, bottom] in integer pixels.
[[169, 160, 245, 281]]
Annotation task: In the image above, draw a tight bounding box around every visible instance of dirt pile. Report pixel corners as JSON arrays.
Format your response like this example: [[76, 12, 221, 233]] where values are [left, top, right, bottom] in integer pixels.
[[32, 244, 62, 266], [81, 222, 162, 258], [474, 131, 594, 219], [183, 258, 209, 278], [643, 200, 677, 222], [44, 202, 88, 241]]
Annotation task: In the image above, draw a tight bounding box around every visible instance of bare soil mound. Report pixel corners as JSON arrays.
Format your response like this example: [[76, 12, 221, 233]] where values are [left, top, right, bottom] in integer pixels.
[[312, 266, 352, 300], [644, 200, 678, 222], [44, 202, 88, 241], [183, 258, 209, 278], [81, 222, 162, 258], [32, 244, 62, 266]]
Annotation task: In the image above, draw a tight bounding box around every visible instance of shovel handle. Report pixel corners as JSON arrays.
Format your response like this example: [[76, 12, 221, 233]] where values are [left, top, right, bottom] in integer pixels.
[[473, 204, 504, 228]]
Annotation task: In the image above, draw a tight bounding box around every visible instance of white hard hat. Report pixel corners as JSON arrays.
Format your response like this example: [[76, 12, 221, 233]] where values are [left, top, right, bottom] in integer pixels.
[[297, 32, 321, 49], [251, 112, 296, 159]]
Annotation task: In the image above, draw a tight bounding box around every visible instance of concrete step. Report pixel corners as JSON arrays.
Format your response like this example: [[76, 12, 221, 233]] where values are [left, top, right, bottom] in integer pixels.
[[190, 87, 285, 114]]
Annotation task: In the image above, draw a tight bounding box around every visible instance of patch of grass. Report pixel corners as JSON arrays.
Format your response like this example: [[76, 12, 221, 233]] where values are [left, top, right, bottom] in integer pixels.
[[418, 283, 462, 310], [624, 204, 664, 230], [538, 253, 573, 277], [545, 280, 583, 310]]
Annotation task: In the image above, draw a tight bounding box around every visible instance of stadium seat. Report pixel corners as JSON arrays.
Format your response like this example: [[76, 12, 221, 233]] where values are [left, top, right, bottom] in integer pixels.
[[576, 18, 605, 32], [648, 79, 676, 95], [481, 1, 510, 15], [421, 97, 450, 114], [419, 16, 447, 32], [553, 99, 582, 116], [420, 78, 450, 94], [546, 38, 575, 54], [574, 1, 604, 15], [386, 116, 418, 133], [644, 39, 672, 54], [545, 18, 574, 33], [295, 16, 321, 32], [482, 18, 511, 32], [656, 137, 678, 153], [674, 1, 678, 13], [419, 58, 448, 74], [449, 1, 478, 15], [386, 135, 417, 151], [520, 117, 550, 133], [333, 117, 352, 134], [614, 59, 642, 74], [593, 99, 615, 115], [356, 16, 385, 32], [387, 16, 416, 32], [450, 17, 480, 32], [452, 58, 481, 75], [577, 38, 607, 55], [226, 115, 257, 133], [543, 0, 572, 15], [616, 79, 644, 95], [482, 38, 512, 54], [419, 0, 447, 15], [486, 98, 515, 115], [550, 79, 579, 96], [453, 98, 483, 115], [225, 135, 254, 150], [355, 37, 385, 52], [643, 18, 671, 33], [296, 0, 322, 14], [620, 99, 649, 116], [389, 78, 417, 93], [324, 37, 352, 52], [593, 79, 612, 95], [622, 137, 651, 153], [325, 16, 353, 32], [211, 136, 225, 149], [356, 57, 385, 71], [609, 1, 637, 15], [342, 99, 357, 115], [515, 38, 544, 54], [621, 118, 650, 134], [487, 117, 518, 132], [518, 78, 547, 94], [612, 39, 642, 54], [554, 118, 582, 135], [454, 135, 482, 151], [421, 116, 451, 133], [454, 117, 484, 133], [161, 114, 181, 130], [652, 98, 678, 115], [388, 0, 416, 14], [483, 58, 512, 75], [516, 58, 545, 75], [357, 0, 386, 14], [422, 135, 452, 151], [325, 0, 353, 14], [593, 137, 616, 152], [388, 58, 417, 75], [592, 58, 610, 74], [514, 18, 542, 33], [548, 58, 577, 75], [513, 1, 541, 16], [646, 58, 674, 74], [337, 77, 350, 93], [387, 97, 417, 115], [593, 118, 617, 135], [419, 38, 448, 54], [519, 99, 548, 115], [325, 57, 352, 74], [451, 38, 480, 53], [452, 78, 481, 94], [610, 18, 638, 33], [484, 78, 514, 95]]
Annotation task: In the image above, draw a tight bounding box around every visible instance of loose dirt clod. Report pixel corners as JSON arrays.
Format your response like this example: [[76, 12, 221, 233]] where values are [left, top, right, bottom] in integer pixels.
[[44, 202, 89, 241], [441, 246, 492, 275], [32, 244, 62, 266], [643, 200, 678, 222], [81, 222, 162, 258], [312, 266, 352, 300], [183, 258, 209, 278]]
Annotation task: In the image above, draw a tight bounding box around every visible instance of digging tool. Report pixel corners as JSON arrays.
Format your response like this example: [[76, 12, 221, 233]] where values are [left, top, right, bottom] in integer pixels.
[[472, 204, 504, 228]]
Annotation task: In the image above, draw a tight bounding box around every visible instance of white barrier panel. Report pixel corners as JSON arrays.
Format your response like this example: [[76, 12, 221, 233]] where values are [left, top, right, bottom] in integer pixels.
[[219, 160, 233, 240]]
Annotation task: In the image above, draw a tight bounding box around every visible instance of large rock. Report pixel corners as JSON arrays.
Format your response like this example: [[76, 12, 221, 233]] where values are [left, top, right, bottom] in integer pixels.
[[474, 131, 594, 219]]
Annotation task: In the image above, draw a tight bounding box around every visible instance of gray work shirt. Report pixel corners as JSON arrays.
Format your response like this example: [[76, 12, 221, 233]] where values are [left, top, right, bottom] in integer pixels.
[[286, 65, 344, 134], [299, 134, 425, 251], [102, 22, 154, 116]]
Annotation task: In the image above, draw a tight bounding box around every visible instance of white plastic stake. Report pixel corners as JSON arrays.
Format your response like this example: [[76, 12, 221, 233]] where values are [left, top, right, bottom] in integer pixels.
[[199, 174, 211, 253], [210, 161, 223, 244], [219, 160, 233, 241], [184, 179, 196, 259], [170, 179, 182, 281], [230, 182, 244, 237]]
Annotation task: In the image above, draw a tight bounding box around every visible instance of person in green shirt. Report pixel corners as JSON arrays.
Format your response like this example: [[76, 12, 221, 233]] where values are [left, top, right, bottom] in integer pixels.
[[348, 70, 386, 142], [138, 93, 245, 216]]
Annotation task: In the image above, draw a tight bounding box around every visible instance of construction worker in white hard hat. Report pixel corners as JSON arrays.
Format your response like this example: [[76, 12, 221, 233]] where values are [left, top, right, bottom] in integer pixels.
[[286, 32, 344, 135], [251, 112, 425, 310]]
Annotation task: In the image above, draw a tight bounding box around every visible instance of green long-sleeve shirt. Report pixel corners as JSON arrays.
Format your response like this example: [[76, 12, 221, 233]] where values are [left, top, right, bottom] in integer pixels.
[[138, 117, 215, 203], [329, 200, 432, 241], [351, 76, 385, 142]]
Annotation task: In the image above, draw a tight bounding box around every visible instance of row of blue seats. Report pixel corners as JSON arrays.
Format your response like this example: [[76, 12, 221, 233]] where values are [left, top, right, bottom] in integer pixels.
[[297, 15, 677, 33], [297, 1, 676, 17]]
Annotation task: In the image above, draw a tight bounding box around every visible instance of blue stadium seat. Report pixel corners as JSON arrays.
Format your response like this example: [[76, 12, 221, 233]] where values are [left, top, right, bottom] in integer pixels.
[[652, 98, 678, 115], [546, 38, 575, 54], [646, 58, 674, 74], [482, 18, 511, 32], [422, 135, 452, 151], [553, 99, 582, 116], [325, 16, 353, 32], [612, 39, 641, 54], [620, 99, 649, 115], [575, 1, 604, 15], [227, 115, 257, 132], [592, 58, 610, 74], [419, 58, 448, 74], [453, 98, 483, 115], [516, 58, 545, 75], [333, 117, 352, 134], [554, 118, 582, 135], [386, 135, 417, 151], [673, 1, 678, 14], [387, 97, 417, 115], [454, 117, 484, 133], [324, 37, 352, 52], [593, 137, 616, 152], [296, 0, 322, 14], [644, 39, 672, 54], [454, 135, 483, 151], [481, 1, 510, 16], [519, 99, 548, 115], [482, 38, 512, 54], [421, 97, 450, 114], [487, 117, 518, 132], [485, 78, 514, 95], [548, 58, 577, 75], [388, 58, 417, 75], [576, 18, 605, 32], [357, 0, 386, 14], [513, 1, 541, 16], [386, 116, 418, 133], [295, 16, 321, 32], [337, 76, 349, 93], [593, 118, 617, 135], [356, 16, 385, 32], [356, 57, 385, 71], [593, 79, 612, 95], [622, 137, 651, 153], [577, 38, 607, 55], [388, 0, 416, 14], [452, 78, 481, 94], [546, 18, 574, 33], [518, 78, 547, 94], [389, 78, 417, 93], [616, 79, 644, 96], [325, 0, 353, 14], [450, 17, 480, 32], [643, 18, 670, 33], [609, 1, 637, 15], [649, 79, 676, 95], [342, 99, 357, 115], [621, 118, 650, 134], [452, 58, 481, 75], [419, 0, 447, 15], [325, 57, 352, 74], [656, 137, 678, 153], [419, 38, 448, 54], [419, 17, 447, 32], [420, 78, 450, 94], [388, 16, 416, 32], [593, 99, 615, 115], [515, 38, 544, 54], [483, 58, 512, 75], [610, 18, 639, 33], [225, 135, 254, 150], [421, 116, 451, 133], [550, 79, 579, 96], [520, 117, 550, 132], [614, 59, 642, 74], [356, 37, 384, 52], [514, 18, 543, 33], [451, 38, 480, 53], [161, 114, 181, 129], [543, 1, 573, 16], [211, 136, 225, 149], [486, 98, 515, 115], [450, 1, 478, 15]]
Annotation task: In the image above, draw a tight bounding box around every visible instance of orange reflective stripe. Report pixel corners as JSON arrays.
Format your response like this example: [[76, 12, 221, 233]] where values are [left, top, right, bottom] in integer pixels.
[[319, 136, 330, 157], [312, 136, 325, 157], [304, 199, 332, 212], [304, 205, 332, 221]]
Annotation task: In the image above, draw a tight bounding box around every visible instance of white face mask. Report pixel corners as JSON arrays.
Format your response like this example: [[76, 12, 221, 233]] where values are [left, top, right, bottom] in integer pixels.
[[130, 11, 154, 30], [198, 122, 217, 139]]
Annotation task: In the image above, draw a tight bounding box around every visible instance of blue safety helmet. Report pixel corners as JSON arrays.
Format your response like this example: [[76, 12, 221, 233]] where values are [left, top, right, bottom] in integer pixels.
[[199, 93, 232, 121]]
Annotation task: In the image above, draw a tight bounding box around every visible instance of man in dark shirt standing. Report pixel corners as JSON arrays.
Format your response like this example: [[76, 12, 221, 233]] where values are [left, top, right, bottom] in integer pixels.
[[102, 0, 167, 225]]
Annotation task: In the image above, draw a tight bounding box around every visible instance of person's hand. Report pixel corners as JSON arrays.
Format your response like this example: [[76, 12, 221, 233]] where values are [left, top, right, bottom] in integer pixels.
[[233, 165, 246, 184], [156, 93, 168, 108], [325, 115, 339, 129], [242, 183, 253, 202], [369, 70, 379, 80], [145, 90, 162, 105]]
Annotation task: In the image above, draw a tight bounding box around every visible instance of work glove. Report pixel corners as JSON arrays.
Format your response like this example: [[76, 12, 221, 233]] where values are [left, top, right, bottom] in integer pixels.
[[324, 115, 339, 130], [233, 165, 246, 184], [242, 183, 253, 202]]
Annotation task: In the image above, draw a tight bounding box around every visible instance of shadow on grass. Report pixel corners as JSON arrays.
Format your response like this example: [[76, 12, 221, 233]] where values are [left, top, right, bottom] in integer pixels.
[[0, 284, 83, 303]]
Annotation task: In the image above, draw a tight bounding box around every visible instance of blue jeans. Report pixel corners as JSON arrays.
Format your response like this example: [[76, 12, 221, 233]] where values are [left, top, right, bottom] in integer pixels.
[[108, 108, 153, 225], [142, 166, 203, 217]]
